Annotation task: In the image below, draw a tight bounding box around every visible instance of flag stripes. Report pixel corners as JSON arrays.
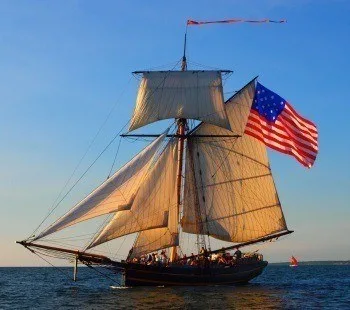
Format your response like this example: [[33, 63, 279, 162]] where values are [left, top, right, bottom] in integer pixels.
[[247, 111, 317, 155], [245, 129, 311, 167], [245, 99, 318, 168], [284, 104, 318, 137]]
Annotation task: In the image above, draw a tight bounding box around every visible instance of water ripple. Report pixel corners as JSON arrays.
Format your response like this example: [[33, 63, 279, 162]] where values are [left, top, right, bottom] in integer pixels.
[[0, 265, 349, 309]]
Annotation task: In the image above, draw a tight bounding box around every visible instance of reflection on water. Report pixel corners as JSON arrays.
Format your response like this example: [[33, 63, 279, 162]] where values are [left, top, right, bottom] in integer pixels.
[[221, 284, 284, 309], [1, 265, 350, 309], [89, 284, 283, 309]]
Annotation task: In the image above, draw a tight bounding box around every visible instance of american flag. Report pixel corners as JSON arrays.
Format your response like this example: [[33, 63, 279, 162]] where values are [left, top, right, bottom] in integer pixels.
[[245, 82, 318, 168]]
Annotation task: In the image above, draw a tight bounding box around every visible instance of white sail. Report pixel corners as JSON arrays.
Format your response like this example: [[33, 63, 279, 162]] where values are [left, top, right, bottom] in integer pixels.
[[35, 131, 169, 240], [182, 80, 288, 242], [130, 228, 179, 259], [224, 79, 257, 135], [87, 139, 178, 249], [129, 71, 231, 131]]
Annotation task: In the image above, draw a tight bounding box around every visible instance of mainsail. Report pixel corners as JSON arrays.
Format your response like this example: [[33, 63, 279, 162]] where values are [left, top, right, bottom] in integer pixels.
[[35, 131, 169, 240], [129, 71, 231, 131], [181, 80, 288, 242], [87, 139, 178, 249]]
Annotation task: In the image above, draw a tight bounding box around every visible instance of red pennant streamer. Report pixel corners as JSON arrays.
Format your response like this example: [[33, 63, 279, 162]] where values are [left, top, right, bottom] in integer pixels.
[[187, 19, 286, 26]]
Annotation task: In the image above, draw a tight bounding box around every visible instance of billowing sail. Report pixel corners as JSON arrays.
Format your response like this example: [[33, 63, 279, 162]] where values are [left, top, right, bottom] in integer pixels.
[[130, 228, 179, 259], [182, 80, 288, 242], [35, 131, 169, 240], [87, 139, 178, 249], [129, 71, 231, 131]]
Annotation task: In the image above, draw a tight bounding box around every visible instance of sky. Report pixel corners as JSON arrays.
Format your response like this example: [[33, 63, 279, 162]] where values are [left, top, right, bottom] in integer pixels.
[[1, 0, 349, 266]]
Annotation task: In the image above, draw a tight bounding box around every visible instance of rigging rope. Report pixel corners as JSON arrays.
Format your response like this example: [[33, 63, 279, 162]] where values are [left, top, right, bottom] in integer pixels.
[[31, 250, 73, 281], [85, 263, 122, 286], [107, 137, 122, 179], [30, 120, 130, 239], [83, 213, 114, 251], [29, 77, 133, 239], [30, 245, 123, 285]]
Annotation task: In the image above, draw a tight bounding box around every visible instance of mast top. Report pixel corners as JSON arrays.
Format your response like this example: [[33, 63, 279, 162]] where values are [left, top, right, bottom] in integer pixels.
[[182, 30, 187, 71]]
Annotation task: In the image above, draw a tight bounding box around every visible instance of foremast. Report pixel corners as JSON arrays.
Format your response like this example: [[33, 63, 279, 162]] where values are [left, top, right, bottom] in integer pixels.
[[170, 43, 188, 262]]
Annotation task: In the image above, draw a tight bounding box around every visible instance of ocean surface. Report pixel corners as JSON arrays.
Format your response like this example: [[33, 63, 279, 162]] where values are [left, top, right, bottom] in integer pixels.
[[0, 264, 349, 309]]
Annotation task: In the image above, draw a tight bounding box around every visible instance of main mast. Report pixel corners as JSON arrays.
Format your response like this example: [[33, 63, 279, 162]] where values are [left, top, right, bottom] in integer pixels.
[[169, 34, 188, 262]]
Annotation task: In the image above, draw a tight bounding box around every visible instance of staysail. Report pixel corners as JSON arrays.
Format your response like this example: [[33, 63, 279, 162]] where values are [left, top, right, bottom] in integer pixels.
[[87, 139, 178, 249], [129, 71, 231, 131], [182, 80, 288, 242], [35, 131, 169, 240], [130, 228, 179, 259]]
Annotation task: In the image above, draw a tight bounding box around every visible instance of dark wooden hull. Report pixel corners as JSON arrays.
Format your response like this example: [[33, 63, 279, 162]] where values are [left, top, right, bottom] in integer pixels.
[[117, 261, 268, 286]]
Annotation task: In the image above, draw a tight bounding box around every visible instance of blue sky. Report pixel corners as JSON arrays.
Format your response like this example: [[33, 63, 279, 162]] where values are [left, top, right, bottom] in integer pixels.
[[1, 0, 349, 266]]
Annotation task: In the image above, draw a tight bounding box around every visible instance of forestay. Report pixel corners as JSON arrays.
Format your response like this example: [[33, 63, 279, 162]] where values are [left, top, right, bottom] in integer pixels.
[[87, 139, 178, 249], [129, 71, 231, 131], [181, 81, 288, 242], [35, 131, 169, 240]]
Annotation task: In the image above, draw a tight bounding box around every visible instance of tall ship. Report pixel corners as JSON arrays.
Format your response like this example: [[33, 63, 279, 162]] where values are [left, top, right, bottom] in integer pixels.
[[17, 21, 318, 286]]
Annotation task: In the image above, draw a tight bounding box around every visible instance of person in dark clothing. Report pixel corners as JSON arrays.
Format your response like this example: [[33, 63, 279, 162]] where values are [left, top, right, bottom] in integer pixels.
[[127, 247, 134, 262], [234, 247, 242, 259]]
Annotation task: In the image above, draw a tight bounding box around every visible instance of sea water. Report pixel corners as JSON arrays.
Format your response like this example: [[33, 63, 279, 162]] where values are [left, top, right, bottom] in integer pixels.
[[0, 264, 349, 309]]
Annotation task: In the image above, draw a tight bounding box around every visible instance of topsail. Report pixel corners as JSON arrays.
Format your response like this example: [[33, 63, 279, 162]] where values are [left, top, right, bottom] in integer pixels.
[[129, 71, 231, 131]]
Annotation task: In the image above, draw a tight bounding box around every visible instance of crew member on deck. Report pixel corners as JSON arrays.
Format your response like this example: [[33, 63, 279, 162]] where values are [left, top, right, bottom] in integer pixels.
[[127, 247, 134, 261], [234, 247, 242, 259]]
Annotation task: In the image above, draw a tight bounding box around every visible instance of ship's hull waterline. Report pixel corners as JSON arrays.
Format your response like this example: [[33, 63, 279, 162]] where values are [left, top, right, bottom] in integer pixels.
[[16, 241, 267, 286], [118, 261, 268, 286]]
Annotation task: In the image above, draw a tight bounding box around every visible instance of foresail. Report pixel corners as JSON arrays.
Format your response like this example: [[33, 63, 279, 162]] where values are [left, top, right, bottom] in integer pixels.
[[182, 80, 288, 242], [129, 71, 231, 132], [130, 228, 179, 259], [35, 131, 169, 240], [87, 139, 178, 249]]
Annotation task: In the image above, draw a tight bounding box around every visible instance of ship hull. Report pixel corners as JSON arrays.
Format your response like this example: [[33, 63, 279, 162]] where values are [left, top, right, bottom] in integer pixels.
[[118, 261, 268, 286]]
